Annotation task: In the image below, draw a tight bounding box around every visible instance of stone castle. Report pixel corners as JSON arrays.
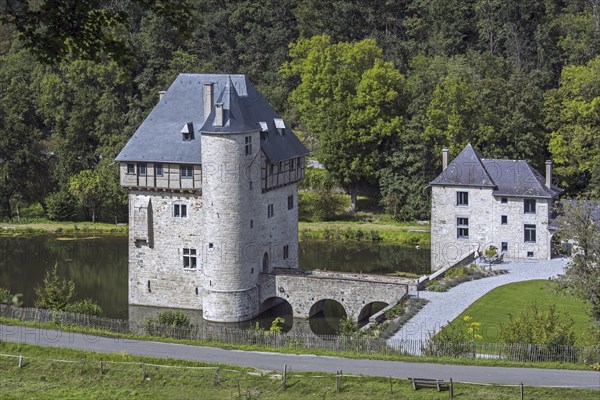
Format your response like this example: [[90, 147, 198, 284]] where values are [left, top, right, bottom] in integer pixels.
[[116, 74, 309, 322], [430, 144, 563, 271]]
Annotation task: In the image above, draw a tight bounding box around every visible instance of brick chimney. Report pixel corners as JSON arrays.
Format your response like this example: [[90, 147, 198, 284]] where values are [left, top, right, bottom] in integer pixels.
[[203, 83, 214, 124], [545, 160, 553, 189], [158, 90, 166, 101], [442, 148, 449, 171]]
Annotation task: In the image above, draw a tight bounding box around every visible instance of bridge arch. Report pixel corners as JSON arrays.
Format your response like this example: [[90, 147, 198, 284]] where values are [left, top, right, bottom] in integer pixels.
[[309, 299, 347, 335], [357, 301, 388, 325]]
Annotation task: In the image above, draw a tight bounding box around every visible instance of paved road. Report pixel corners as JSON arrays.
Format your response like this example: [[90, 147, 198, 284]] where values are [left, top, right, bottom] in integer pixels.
[[1, 324, 598, 389]]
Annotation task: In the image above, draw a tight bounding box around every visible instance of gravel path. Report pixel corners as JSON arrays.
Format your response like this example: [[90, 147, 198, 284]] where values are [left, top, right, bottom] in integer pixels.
[[388, 257, 569, 342]]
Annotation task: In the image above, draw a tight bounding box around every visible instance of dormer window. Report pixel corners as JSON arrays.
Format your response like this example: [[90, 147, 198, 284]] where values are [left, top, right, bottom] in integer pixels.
[[259, 121, 268, 132], [274, 118, 285, 135], [181, 122, 194, 141]]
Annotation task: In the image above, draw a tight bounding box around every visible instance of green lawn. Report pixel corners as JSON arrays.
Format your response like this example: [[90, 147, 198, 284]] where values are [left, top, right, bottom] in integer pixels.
[[445, 280, 593, 343], [0, 341, 597, 399]]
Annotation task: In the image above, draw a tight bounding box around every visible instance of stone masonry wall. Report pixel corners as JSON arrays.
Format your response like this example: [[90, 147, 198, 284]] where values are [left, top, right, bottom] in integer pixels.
[[431, 186, 554, 271]]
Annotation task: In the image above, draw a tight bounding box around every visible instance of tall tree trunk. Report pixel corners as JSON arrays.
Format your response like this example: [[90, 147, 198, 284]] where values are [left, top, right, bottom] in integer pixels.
[[348, 185, 357, 214]]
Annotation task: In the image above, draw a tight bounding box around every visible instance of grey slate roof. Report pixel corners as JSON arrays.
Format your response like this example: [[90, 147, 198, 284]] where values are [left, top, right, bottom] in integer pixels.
[[430, 143, 495, 188], [116, 74, 308, 164], [431, 143, 563, 199]]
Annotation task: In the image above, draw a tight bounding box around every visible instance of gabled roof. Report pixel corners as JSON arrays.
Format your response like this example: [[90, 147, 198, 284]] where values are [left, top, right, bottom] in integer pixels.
[[115, 74, 308, 164], [430, 143, 495, 188], [430, 143, 563, 199]]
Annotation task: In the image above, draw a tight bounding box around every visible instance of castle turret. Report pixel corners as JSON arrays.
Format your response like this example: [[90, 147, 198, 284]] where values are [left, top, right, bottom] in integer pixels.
[[200, 79, 261, 322]]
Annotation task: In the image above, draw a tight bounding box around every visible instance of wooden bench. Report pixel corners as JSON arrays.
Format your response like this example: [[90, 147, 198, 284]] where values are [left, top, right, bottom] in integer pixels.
[[409, 377, 450, 391]]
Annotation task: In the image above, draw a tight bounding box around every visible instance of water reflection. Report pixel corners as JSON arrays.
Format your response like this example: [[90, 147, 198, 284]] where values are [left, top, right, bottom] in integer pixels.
[[0, 235, 429, 334]]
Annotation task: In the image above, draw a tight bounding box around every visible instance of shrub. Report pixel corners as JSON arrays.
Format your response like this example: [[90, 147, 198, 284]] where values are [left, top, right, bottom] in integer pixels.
[[445, 266, 467, 279], [501, 301, 575, 347], [64, 298, 103, 316], [369, 230, 381, 241], [156, 311, 191, 327], [34, 264, 76, 311], [426, 280, 446, 292], [45, 191, 77, 221], [485, 245, 498, 257]]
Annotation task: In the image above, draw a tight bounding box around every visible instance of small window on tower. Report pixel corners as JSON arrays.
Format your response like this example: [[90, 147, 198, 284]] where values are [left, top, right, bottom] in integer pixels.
[[183, 248, 197, 269], [245, 135, 252, 156]]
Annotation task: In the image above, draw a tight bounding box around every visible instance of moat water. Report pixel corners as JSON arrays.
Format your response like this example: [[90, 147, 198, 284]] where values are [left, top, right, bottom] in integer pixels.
[[0, 235, 429, 334]]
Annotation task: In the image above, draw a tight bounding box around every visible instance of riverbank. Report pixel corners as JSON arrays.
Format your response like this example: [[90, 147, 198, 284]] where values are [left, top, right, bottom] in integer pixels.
[[0, 221, 128, 235], [0, 219, 430, 244]]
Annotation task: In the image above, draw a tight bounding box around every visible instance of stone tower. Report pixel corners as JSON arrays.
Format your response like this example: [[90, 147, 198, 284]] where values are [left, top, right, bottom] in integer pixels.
[[115, 74, 308, 322]]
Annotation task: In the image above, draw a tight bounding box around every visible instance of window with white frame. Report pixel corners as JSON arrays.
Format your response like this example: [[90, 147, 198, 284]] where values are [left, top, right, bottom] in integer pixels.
[[524, 224, 536, 243], [183, 248, 197, 269], [457, 217, 469, 239], [180, 164, 193, 179], [126, 163, 135, 174], [457, 191, 469, 206], [138, 163, 147, 176], [155, 163, 163, 177], [524, 199, 536, 214], [174, 204, 187, 218]]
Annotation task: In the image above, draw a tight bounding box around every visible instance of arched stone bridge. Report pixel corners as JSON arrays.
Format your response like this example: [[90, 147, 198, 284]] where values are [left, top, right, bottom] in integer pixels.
[[259, 268, 410, 321]]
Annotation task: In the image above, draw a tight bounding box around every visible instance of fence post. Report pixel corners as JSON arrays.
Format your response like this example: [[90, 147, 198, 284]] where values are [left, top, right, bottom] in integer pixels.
[[520, 382, 524, 400], [18, 355, 23, 368], [100, 359, 104, 374], [141, 363, 146, 381], [213, 367, 220, 386], [282, 364, 287, 390], [389, 376, 393, 395], [449, 377, 454, 399]]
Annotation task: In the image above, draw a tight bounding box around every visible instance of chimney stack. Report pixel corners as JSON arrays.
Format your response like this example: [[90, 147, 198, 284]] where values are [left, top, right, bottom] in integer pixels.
[[545, 160, 553, 189], [203, 83, 214, 124], [214, 103, 224, 127], [158, 90, 166, 101], [442, 148, 449, 171]]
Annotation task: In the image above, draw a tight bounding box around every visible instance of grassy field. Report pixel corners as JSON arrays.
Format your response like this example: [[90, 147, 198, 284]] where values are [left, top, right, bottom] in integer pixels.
[[0, 341, 597, 399], [0, 221, 128, 235], [444, 280, 594, 343]]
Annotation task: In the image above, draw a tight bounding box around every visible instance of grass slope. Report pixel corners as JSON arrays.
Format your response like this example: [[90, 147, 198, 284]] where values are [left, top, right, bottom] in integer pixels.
[[0, 341, 597, 399], [446, 280, 593, 343]]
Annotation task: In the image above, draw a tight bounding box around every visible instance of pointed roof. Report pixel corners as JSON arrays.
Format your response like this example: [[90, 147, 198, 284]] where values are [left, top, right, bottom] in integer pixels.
[[115, 74, 309, 164], [200, 77, 256, 134], [430, 143, 495, 187], [430, 143, 563, 199]]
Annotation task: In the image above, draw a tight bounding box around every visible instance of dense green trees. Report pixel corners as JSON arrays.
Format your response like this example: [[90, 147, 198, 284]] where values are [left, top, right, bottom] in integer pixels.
[[0, 1, 598, 222]]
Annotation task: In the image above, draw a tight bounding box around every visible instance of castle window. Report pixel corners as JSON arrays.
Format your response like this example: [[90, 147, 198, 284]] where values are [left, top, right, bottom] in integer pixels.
[[173, 204, 187, 218], [290, 158, 295, 171], [183, 248, 197, 269], [155, 163, 163, 177], [249, 181, 253, 190], [501, 242, 508, 252], [501, 215, 508, 225], [524, 199, 536, 214], [501, 197, 508, 204], [269, 164, 274, 175], [126, 163, 135, 174], [267, 204, 274, 218], [527, 251, 534, 258], [180, 165, 193, 178], [457, 191, 469, 206], [250, 219, 253, 228], [283, 245, 289, 260], [287, 195, 294, 210], [457, 217, 469, 239], [138, 163, 147, 176], [245, 136, 252, 156], [524, 224, 536, 243]]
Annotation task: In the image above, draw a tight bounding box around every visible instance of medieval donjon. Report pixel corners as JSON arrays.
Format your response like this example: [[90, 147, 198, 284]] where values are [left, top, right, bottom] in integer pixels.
[[116, 74, 309, 322]]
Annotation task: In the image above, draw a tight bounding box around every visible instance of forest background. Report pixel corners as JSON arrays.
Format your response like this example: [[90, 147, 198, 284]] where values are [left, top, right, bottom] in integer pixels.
[[0, 0, 598, 223]]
